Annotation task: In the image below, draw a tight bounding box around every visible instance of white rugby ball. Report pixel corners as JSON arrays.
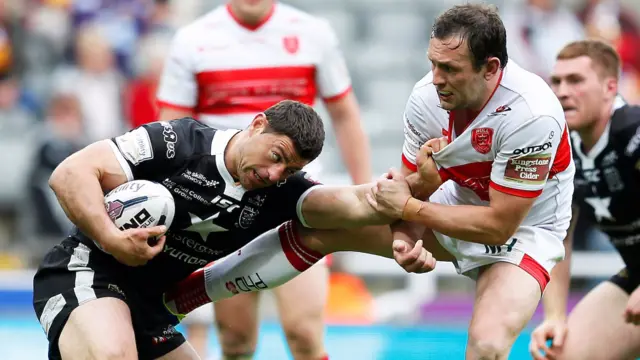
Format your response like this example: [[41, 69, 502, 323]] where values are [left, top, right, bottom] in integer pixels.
[[104, 180, 175, 233]]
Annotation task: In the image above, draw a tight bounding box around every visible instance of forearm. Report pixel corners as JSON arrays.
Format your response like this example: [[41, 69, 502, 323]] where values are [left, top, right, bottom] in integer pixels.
[[542, 256, 572, 320], [302, 184, 394, 229], [402, 199, 510, 245], [405, 172, 438, 200], [332, 116, 372, 185], [49, 164, 120, 249]]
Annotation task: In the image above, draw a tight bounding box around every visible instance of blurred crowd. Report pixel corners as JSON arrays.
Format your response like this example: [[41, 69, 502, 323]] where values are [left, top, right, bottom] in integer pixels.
[[0, 0, 638, 268]]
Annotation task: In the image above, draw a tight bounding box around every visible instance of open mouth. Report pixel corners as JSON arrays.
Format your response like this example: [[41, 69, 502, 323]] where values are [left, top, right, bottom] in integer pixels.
[[562, 106, 577, 116], [253, 170, 266, 185], [438, 90, 453, 100]]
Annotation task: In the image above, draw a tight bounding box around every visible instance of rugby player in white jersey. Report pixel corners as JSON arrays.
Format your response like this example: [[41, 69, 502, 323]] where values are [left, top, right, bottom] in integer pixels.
[[367, 4, 575, 358], [155, 1, 371, 359], [163, 4, 575, 359]]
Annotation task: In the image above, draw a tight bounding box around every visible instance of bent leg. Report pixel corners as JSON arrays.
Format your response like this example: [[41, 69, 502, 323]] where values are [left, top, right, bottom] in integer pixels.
[[58, 297, 137, 360], [214, 292, 261, 359], [555, 281, 640, 360], [275, 262, 330, 360], [466, 262, 543, 360]]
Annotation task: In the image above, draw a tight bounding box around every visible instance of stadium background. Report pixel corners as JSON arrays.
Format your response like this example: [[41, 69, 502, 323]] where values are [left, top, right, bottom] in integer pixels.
[[0, 0, 639, 358]]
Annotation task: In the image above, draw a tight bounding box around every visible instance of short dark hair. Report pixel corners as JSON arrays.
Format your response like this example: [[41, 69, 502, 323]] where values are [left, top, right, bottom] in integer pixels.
[[557, 40, 620, 80], [262, 100, 325, 161], [432, 3, 508, 71]]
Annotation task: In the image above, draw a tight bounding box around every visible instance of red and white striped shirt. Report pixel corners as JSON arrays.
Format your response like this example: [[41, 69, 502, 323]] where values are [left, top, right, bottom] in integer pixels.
[[157, 2, 351, 129]]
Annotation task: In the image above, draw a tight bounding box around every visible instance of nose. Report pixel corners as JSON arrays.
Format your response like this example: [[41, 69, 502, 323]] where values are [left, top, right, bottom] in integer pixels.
[[553, 80, 569, 100], [267, 164, 287, 182], [432, 67, 446, 87]]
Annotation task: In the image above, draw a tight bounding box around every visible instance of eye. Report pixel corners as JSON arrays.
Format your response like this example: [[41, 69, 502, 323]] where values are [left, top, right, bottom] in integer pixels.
[[271, 151, 281, 162]]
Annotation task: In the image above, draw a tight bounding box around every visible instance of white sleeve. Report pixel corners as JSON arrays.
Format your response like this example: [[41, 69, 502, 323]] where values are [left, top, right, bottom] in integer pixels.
[[401, 89, 431, 171], [490, 115, 567, 197], [156, 28, 197, 110], [315, 20, 352, 101]]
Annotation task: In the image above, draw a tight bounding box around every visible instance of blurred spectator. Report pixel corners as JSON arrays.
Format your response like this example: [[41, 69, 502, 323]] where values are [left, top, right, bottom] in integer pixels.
[[501, 0, 584, 80], [51, 24, 125, 142], [26, 92, 84, 240], [578, 0, 640, 103], [125, 32, 172, 128], [70, 0, 158, 77]]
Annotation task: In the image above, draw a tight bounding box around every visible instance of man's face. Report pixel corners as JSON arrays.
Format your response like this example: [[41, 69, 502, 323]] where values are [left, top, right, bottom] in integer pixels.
[[228, 0, 273, 21], [550, 56, 615, 131], [427, 36, 488, 111], [236, 115, 309, 190]]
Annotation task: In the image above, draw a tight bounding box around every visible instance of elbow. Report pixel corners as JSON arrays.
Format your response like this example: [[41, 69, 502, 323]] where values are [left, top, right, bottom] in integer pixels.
[[49, 163, 69, 194]]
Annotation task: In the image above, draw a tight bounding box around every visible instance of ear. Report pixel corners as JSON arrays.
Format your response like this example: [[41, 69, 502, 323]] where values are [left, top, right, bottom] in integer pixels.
[[248, 113, 268, 134], [604, 76, 618, 99], [484, 57, 501, 80]]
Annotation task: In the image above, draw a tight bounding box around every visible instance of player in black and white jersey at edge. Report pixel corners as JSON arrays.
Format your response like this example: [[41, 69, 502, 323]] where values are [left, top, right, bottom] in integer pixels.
[[529, 40, 640, 360], [32, 100, 427, 360]]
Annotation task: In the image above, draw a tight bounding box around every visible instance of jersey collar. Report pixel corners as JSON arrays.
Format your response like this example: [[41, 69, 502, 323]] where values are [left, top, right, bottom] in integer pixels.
[[211, 129, 246, 200]]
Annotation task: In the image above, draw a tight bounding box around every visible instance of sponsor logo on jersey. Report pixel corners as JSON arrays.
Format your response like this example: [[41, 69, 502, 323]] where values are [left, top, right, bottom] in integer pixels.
[[489, 105, 511, 116], [115, 127, 154, 165], [625, 127, 640, 156], [181, 169, 219, 187], [471, 128, 493, 154], [504, 155, 551, 185], [163, 246, 208, 266], [160, 121, 177, 159], [404, 113, 423, 139], [283, 35, 299, 54], [248, 194, 267, 207], [238, 206, 259, 229], [513, 142, 552, 155]]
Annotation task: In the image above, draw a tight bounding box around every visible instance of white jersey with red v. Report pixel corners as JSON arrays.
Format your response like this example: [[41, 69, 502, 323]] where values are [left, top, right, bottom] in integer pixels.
[[156, 2, 351, 129], [401, 61, 574, 233]]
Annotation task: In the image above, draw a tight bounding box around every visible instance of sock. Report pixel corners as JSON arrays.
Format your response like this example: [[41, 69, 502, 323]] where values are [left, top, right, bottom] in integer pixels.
[[164, 220, 323, 315]]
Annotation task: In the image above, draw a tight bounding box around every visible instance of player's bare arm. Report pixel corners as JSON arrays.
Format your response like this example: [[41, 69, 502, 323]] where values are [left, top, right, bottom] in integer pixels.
[[325, 91, 372, 184], [529, 206, 579, 359], [371, 170, 536, 246], [49, 140, 167, 265]]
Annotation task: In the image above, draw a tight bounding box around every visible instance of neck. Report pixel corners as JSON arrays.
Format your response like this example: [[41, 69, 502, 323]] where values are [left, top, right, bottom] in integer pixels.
[[224, 132, 243, 180], [228, 2, 273, 25], [578, 100, 614, 153]]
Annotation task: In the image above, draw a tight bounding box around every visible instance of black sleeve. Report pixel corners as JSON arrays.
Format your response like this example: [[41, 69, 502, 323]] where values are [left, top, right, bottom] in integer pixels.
[[266, 171, 322, 223], [109, 118, 206, 180]]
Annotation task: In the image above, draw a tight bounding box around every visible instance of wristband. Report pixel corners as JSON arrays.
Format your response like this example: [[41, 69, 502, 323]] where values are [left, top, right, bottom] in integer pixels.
[[402, 197, 424, 221]]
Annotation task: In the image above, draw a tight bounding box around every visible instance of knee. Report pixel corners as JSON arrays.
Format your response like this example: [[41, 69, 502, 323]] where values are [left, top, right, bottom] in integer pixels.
[[467, 326, 512, 360], [216, 320, 257, 354], [282, 321, 324, 358], [91, 342, 137, 360]]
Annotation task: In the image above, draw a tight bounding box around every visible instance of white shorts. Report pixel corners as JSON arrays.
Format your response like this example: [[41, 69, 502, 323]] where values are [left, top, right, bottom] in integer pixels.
[[429, 183, 565, 292]]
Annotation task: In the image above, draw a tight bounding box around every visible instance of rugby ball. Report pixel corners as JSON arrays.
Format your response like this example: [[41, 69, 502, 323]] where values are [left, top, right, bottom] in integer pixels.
[[104, 180, 175, 233]]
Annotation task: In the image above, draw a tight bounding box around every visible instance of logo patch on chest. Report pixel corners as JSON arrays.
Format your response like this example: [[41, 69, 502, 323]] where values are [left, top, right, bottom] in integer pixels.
[[283, 36, 299, 54], [471, 128, 493, 154]]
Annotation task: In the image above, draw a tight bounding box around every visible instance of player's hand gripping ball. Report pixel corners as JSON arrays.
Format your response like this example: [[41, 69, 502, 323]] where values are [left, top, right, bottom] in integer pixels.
[[102, 180, 175, 266]]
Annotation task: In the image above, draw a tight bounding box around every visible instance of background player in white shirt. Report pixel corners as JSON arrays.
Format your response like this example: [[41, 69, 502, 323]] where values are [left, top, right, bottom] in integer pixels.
[[155, 1, 371, 359], [365, 4, 575, 359]]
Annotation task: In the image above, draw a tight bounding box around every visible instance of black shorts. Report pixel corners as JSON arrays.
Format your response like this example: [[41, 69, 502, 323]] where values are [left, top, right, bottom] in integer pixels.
[[608, 267, 640, 295], [32, 238, 185, 360]]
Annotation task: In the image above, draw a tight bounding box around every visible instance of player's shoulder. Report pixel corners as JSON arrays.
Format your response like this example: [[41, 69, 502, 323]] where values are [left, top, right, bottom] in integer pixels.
[[499, 61, 564, 127], [407, 72, 437, 109], [275, 3, 336, 40], [172, 5, 229, 43], [610, 97, 640, 134]]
